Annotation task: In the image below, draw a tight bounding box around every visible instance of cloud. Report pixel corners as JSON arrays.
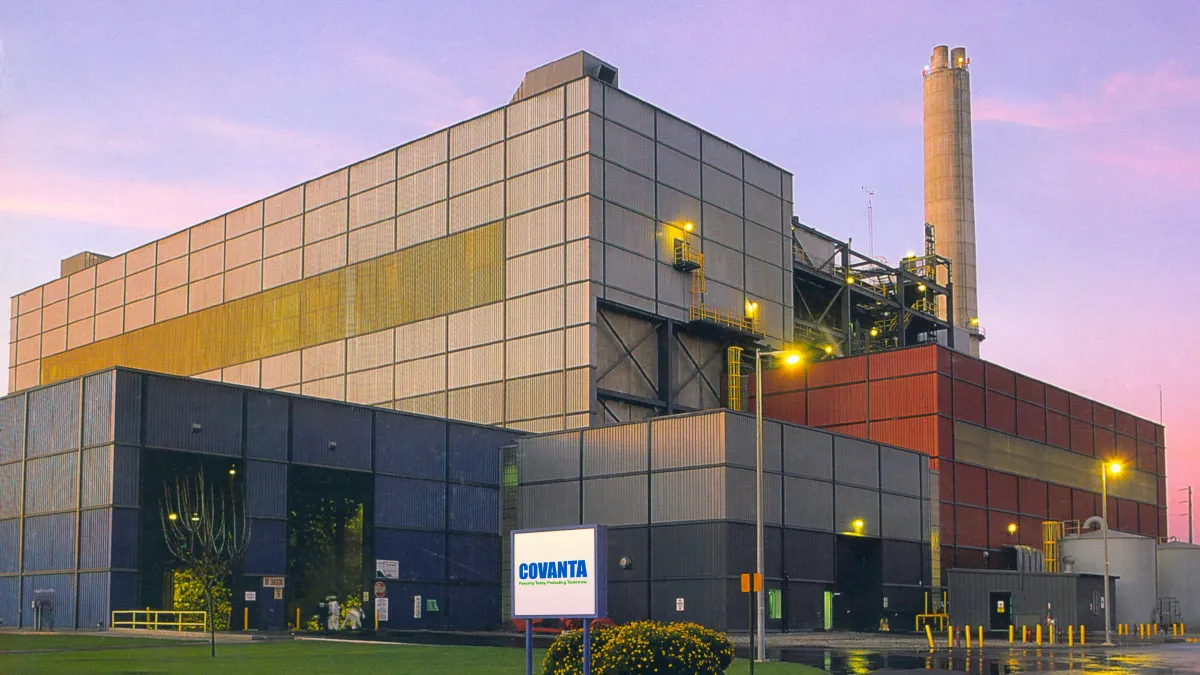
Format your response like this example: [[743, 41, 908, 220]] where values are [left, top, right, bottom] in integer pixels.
[[181, 114, 360, 165], [338, 46, 488, 130]]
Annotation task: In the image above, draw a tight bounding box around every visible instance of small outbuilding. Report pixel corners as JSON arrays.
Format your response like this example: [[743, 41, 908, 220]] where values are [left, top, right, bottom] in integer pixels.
[[947, 569, 1115, 635]]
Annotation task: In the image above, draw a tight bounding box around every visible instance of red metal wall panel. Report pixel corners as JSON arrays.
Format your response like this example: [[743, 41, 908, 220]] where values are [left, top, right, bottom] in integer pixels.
[[1017, 400, 1047, 443], [1157, 447, 1166, 477], [1070, 394, 1093, 422], [1159, 476, 1167, 505], [955, 464, 987, 507], [1070, 419, 1095, 456], [1107, 496, 1119, 527], [1093, 404, 1116, 430], [938, 416, 955, 460], [807, 384, 866, 426], [823, 422, 867, 439], [956, 547, 986, 568], [1048, 484, 1072, 520], [940, 502, 955, 546], [1160, 508, 1168, 540], [760, 364, 805, 394], [1016, 375, 1046, 405], [956, 505, 988, 548], [1116, 433, 1136, 459], [939, 460, 955, 502], [953, 382, 986, 426], [941, 547, 956, 574], [1115, 411, 1136, 436], [1137, 418, 1155, 443], [1020, 515, 1043, 548], [868, 374, 939, 419], [936, 346, 952, 375], [937, 375, 953, 416], [987, 470, 1019, 512], [1046, 386, 1070, 414], [762, 391, 806, 425], [1137, 441, 1156, 473], [1093, 427, 1117, 460], [808, 356, 866, 387], [867, 345, 938, 379], [1157, 424, 1165, 446], [1073, 489, 1098, 521], [1140, 503, 1160, 538], [985, 363, 1016, 395], [869, 415, 938, 456], [985, 391, 1017, 435], [1118, 499, 1138, 533], [989, 510, 1020, 549], [1019, 477, 1048, 517], [953, 352, 984, 385], [1047, 412, 1071, 450]]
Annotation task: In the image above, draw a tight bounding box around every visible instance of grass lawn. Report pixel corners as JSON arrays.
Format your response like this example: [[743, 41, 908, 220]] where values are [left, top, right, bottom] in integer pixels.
[[0, 634, 827, 674]]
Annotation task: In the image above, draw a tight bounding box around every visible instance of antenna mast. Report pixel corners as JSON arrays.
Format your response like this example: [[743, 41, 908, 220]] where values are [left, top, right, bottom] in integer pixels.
[[862, 186, 875, 257]]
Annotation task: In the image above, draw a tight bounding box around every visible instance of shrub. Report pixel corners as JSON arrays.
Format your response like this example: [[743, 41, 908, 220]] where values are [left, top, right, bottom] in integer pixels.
[[172, 569, 231, 631], [542, 620, 733, 675]]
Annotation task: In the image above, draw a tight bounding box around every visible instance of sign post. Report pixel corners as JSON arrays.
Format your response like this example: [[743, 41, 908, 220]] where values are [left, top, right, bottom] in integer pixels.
[[741, 573, 762, 675], [512, 525, 607, 675]]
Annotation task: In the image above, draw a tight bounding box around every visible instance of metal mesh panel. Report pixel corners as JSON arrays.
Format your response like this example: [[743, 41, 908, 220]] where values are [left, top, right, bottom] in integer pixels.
[[506, 203, 564, 258], [262, 250, 302, 290], [224, 262, 262, 301], [66, 318, 95, 349], [446, 303, 502, 351], [449, 184, 504, 233], [506, 163, 564, 216], [505, 288, 563, 339], [154, 288, 186, 322], [95, 281, 123, 314], [507, 122, 564, 176], [447, 343, 503, 389], [395, 355, 446, 399], [505, 331, 563, 379], [190, 218, 225, 252], [396, 202, 447, 250], [225, 232, 262, 270], [507, 87, 564, 137], [157, 231, 189, 262], [264, 186, 304, 225], [226, 201, 264, 238], [397, 165, 448, 214], [506, 246, 564, 297], [346, 329, 394, 372], [450, 144, 504, 197], [305, 169, 348, 210], [348, 219, 396, 264], [263, 216, 303, 257], [188, 275, 224, 312]]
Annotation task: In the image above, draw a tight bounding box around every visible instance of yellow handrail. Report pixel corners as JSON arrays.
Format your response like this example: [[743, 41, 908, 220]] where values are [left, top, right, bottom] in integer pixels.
[[689, 304, 761, 335], [111, 609, 208, 632]]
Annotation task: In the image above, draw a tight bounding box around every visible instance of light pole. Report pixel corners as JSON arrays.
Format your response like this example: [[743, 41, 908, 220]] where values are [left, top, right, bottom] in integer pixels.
[[1101, 460, 1122, 646], [754, 348, 801, 663]]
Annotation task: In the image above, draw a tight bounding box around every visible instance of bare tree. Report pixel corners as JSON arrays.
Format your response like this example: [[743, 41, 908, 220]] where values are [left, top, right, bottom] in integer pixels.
[[160, 470, 251, 657]]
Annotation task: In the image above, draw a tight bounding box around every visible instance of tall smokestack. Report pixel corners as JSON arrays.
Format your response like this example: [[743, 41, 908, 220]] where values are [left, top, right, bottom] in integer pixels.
[[924, 45, 982, 355]]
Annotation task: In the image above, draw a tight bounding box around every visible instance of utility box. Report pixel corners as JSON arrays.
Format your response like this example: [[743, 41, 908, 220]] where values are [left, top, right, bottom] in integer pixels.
[[947, 569, 1114, 634]]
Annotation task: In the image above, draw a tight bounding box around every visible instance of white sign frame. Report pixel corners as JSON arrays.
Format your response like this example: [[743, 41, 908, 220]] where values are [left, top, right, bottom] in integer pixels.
[[511, 525, 607, 620], [375, 559, 399, 580], [376, 597, 389, 622]]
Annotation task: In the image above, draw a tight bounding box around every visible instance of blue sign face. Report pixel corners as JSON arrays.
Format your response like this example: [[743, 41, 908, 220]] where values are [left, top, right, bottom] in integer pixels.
[[517, 559, 589, 581]]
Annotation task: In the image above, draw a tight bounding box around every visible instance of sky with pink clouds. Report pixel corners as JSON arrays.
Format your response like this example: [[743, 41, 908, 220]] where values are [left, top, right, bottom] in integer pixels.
[[1, 2, 1197, 535]]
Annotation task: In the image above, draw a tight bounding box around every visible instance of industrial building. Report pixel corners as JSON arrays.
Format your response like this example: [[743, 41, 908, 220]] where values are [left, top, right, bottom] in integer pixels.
[[2, 46, 1184, 633]]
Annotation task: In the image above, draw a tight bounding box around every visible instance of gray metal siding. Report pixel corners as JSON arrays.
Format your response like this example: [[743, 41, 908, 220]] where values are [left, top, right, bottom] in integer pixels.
[[291, 398, 372, 470], [583, 424, 648, 476], [21, 573, 75, 628], [376, 476, 446, 530], [879, 447, 922, 497], [246, 460, 287, 519], [143, 376, 242, 455], [651, 468, 724, 523], [375, 412, 445, 479], [583, 475, 648, 526], [518, 482, 580, 529], [517, 432, 580, 483], [79, 508, 111, 569], [246, 391, 288, 461], [243, 518, 286, 575], [110, 508, 139, 570], [77, 571, 110, 630], [447, 484, 498, 533], [112, 371, 141, 445], [651, 523, 725, 578], [833, 436, 880, 489], [834, 484, 880, 536], [0, 463, 20, 518], [947, 570, 1087, 631], [880, 493, 923, 542], [650, 578, 724, 628], [22, 512, 76, 572], [24, 452, 78, 514], [783, 476, 834, 531], [446, 533, 500, 583], [27, 380, 81, 458], [0, 393, 25, 463], [82, 371, 114, 447], [782, 425, 833, 479], [447, 425, 513, 485], [0, 518, 18, 573], [111, 446, 139, 507], [0, 576, 18, 626], [725, 467, 779, 524], [80, 446, 112, 508], [650, 413, 725, 470], [724, 414, 781, 471]]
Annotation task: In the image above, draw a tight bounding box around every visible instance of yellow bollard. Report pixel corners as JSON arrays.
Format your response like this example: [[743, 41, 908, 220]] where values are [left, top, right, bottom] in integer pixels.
[[1069, 625, 1074, 646], [244, 607, 249, 631], [1037, 624, 1043, 646], [1009, 625, 1014, 643], [966, 625, 972, 649], [926, 625, 935, 649], [1051, 624, 1056, 645], [1022, 625, 1028, 643], [1080, 625, 1085, 645], [948, 624, 953, 648], [978, 626, 983, 648], [296, 608, 301, 630]]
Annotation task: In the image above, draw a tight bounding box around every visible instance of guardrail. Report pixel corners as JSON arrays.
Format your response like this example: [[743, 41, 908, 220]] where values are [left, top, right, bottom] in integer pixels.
[[111, 609, 208, 632]]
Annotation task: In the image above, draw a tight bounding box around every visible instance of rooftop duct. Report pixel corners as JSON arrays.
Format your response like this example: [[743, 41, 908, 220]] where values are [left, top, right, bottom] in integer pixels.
[[511, 51, 618, 103]]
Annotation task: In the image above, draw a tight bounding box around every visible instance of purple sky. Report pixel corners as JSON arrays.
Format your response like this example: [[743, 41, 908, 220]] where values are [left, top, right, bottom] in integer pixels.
[[1, 2, 1197, 536]]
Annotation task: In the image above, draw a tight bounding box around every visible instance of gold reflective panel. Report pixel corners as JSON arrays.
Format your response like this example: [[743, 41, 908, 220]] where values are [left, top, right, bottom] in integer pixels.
[[41, 223, 503, 384]]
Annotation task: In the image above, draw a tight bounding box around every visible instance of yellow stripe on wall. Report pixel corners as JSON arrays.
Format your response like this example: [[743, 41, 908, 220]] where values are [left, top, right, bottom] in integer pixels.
[[40, 223, 503, 384]]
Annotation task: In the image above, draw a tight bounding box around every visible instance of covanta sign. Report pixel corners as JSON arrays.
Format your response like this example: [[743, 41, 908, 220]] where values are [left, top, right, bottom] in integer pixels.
[[511, 525, 607, 619], [517, 559, 590, 585]]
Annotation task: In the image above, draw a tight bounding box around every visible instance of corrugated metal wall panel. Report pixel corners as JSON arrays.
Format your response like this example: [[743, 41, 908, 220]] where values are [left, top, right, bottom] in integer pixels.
[[833, 484, 880, 536], [76, 571, 110, 629], [651, 468, 724, 523], [987, 470, 1018, 512], [0, 518, 19, 572], [447, 484, 498, 533], [508, 121, 564, 177], [1093, 404, 1116, 430], [82, 372, 113, 446], [649, 522, 724, 578], [27, 380, 81, 457], [243, 518, 286, 575], [22, 573, 75, 628], [1093, 427, 1117, 459], [1117, 433, 1137, 463], [446, 533, 499, 583], [953, 381, 986, 426], [1017, 401, 1047, 442], [985, 391, 1017, 434], [868, 374, 938, 419], [954, 505, 987, 548], [112, 371, 141, 446], [246, 460, 286, 518], [22, 512, 77, 571], [1048, 483, 1072, 520], [583, 423, 647, 476], [80, 446, 112, 508], [506, 163, 565, 216], [518, 482, 580, 529], [1046, 411, 1070, 449], [952, 352, 984, 384], [291, 398, 371, 470], [444, 582, 500, 630], [110, 508, 138, 570], [245, 392, 287, 461], [111, 446, 139, 508], [761, 391, 805, 424], [1018, 477, 1048, 517], [650, 413, 725, 469], [583, 475, 648, 526], [375, 528, 445, 581], [508, 87, 564, 137], [518, 433, 581, 483], [869, 415, 938, 456], [401, 131, 449, 173], [1137, 440, 1157, 474], [79, 508, 111, 569], [867, 345, 938, 379], [24, 452, 78, 514], [984, 363, 1015, 395], [0, 576, 17, 626], [879, 447, 922, 497], [1069, 394, 1093, 422], [376, 476, 445, 530], [143, 376, 241, 455], [0, 463, 21, 518], [954, 463, 986, 507], [447, 425, 512, 485], [0, 393, 25, 462], [304, 169, 348, 211], [1070, 418, 1095, 456], [832, 435, 879, 488], [782, 425, 833, 479], [808, 384, 866, 426], [783, 476, 833, 530], [724, 468, 779, 524], [808, 356, 866, 387], [375, 412, 445, 479]]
